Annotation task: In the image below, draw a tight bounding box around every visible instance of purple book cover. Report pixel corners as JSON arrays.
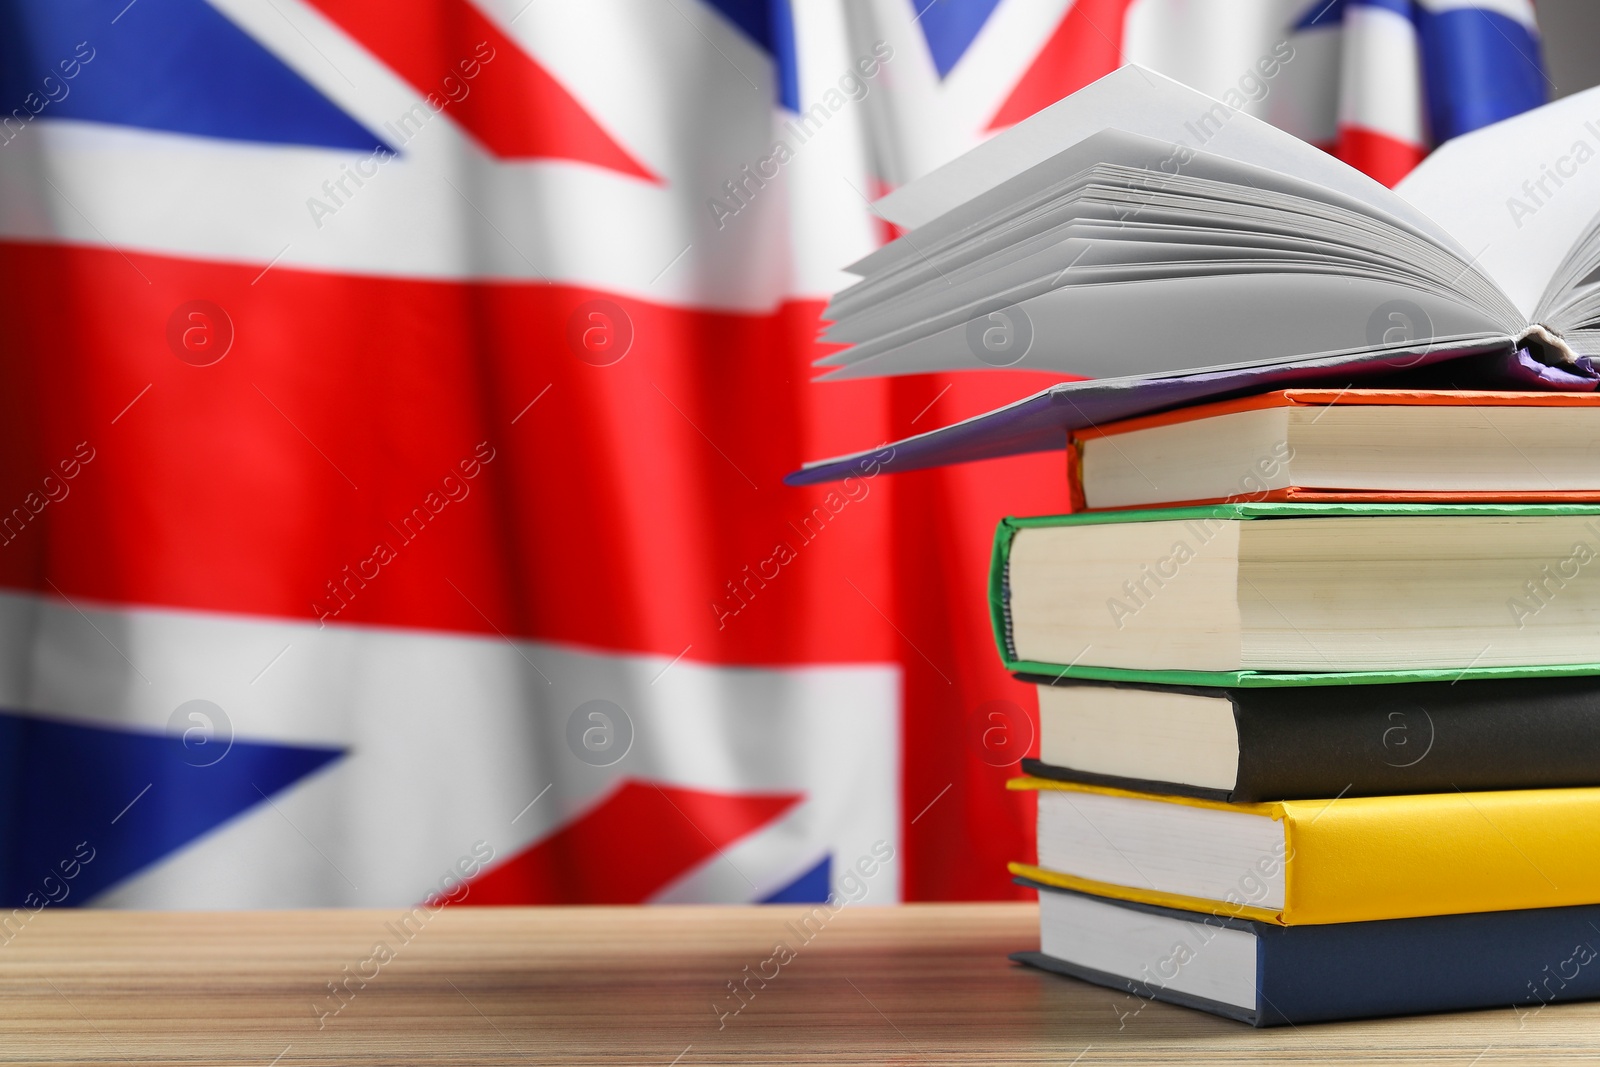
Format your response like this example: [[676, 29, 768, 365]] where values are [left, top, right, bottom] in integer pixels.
[[786, 343, 1599, 487]]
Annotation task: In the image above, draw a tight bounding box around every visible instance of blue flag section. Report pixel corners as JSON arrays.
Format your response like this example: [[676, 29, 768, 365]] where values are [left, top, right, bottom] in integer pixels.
[[0, 710, 343, 907], [1300, 0, 1547, 147], [760, 854, 832, 903], [703, 0, 800, 111], [914, 0, 1004, 78], [1418, 6, 1547, 141], [1295, 0, 1348, 30], [0, 0, 387, 151]]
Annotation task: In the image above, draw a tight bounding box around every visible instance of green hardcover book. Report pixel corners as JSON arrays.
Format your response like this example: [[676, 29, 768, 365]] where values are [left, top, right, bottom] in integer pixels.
[[989, 503, 1600, 687]]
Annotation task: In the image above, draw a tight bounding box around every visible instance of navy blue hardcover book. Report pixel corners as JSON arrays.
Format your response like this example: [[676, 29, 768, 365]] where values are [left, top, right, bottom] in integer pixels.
[[1015, 877, 1600, 1027]]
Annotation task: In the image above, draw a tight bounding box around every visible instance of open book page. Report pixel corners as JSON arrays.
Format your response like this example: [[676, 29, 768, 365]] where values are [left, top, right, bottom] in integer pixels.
[[834, 132, 1497, 322], [821, 129, 1515, 381], [875, 65, 1463, 254], [1398, 83, 1600, 321], [819, 273, 1510, 381]]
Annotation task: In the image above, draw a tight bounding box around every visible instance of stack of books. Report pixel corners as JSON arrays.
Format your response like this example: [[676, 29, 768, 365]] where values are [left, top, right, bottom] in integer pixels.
[[999, 388, 1600, 1026], [792, 67, 1600, 1025]]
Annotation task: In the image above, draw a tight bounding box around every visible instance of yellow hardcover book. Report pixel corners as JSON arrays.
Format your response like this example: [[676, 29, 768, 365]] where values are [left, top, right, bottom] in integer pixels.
[[1008, 776, 1600, 925]]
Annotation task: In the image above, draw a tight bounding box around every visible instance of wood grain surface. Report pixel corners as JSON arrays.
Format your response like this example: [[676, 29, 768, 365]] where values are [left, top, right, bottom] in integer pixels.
[[0, 902, 1591, 1065]]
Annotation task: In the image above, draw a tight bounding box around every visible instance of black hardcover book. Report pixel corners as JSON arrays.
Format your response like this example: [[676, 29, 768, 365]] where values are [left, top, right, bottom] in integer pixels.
[[1018, 673, 1600, 802]]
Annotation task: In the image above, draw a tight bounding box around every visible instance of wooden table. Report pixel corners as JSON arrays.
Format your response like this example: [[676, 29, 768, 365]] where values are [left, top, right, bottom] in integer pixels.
[[0, 903, 1592, 1064]]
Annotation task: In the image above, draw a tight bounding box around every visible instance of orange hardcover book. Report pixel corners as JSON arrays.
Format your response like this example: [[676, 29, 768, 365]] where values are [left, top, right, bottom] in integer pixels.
[[1067, 389, 1600, 512]]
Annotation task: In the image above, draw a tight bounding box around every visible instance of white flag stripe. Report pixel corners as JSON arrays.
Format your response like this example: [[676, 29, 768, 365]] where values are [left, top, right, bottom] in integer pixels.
[[1126, 0, 1295, 92], [0, 591, 898, 907], [1125, 0, 1344, 146], [1338, 3, 1428, 145], [0, 120, 806, 307], [1416, 0, 1536, 27], [0, 0, 884, 306]]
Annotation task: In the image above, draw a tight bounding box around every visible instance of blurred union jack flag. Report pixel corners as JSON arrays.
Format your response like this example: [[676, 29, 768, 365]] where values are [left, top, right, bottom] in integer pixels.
[[0, 0, 1545, 909]]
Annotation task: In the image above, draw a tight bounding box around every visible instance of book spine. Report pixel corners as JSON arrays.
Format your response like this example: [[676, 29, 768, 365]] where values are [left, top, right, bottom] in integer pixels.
[[988, 519, 1021, 667], [1065, 435, 1086, 514]]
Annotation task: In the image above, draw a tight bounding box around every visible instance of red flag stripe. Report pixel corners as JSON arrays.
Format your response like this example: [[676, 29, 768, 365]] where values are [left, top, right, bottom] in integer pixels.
[[459, 780, 802, 904], [0, 241, 1066, 668], [987, 0, 1139, 130], [1335, 124, 1429, 188], [304, 0, 659, 180]]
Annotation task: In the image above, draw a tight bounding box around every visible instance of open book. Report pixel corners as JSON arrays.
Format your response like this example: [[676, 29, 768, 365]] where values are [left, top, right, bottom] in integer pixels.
[[792, 66, 1600, 484]]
